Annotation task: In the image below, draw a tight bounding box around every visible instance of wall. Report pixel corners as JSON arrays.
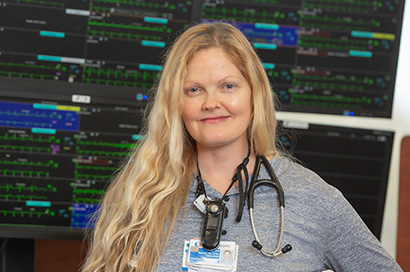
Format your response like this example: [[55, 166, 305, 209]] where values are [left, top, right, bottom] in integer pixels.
[[277, 1, 410, 258]]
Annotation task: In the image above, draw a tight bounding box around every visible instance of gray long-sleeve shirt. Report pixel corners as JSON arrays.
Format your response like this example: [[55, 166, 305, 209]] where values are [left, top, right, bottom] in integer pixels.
[[156, 156, 402, 271]]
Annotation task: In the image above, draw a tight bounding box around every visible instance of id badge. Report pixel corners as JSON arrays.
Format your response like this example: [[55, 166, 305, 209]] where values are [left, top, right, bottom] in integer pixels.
[[182, 238, 238, 271]]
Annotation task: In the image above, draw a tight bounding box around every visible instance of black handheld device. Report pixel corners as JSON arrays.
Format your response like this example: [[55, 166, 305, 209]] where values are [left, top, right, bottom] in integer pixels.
[[201, 199, 226, 250]]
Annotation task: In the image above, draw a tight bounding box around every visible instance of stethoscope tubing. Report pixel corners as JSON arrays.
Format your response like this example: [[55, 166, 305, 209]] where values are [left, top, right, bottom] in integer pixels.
[[248, 155, 291, 257], [250, 206, 285, 257]]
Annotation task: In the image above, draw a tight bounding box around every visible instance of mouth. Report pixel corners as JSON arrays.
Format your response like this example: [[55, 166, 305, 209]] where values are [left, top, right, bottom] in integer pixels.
[[201, 116, 230, 123]]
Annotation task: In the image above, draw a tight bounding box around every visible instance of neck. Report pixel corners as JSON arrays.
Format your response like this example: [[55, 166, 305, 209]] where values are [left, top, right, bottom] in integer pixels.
[[196, 142, 256, 194]]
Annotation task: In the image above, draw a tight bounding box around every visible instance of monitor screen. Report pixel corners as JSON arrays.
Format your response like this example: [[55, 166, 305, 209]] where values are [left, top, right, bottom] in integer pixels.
[[0, 96, 145, 239], [278, 121, 394, 239], [201, 0, 405, 117]]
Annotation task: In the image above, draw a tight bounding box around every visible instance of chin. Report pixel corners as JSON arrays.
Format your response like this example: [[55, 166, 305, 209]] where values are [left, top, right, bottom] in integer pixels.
[[198, 138, 239, 148]]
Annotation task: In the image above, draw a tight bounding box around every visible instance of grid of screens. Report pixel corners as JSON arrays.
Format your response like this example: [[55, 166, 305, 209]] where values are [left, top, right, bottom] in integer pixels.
[[279, 121, 394, 239], [0, 0, 403, 238], [0, 0, 405, 116]]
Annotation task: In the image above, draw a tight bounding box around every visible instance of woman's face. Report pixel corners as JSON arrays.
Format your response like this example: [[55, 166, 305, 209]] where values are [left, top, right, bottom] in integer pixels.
[[182, 47, 252, 150]]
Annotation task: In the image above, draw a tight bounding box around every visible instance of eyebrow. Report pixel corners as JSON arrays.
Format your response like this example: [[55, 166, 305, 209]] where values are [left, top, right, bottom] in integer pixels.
[[217, 75, 243, 83], [184, 75, 243, 86]]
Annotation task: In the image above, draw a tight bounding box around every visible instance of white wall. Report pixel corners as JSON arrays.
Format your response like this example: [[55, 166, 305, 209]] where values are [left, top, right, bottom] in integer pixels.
[[276, 1, 410, 258]]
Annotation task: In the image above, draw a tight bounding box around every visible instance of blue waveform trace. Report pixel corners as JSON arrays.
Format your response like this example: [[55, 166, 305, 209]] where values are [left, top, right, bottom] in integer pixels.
[[0, 101, 80, 132], [202, 19, 299, 47], [242, 23, 299, 47]]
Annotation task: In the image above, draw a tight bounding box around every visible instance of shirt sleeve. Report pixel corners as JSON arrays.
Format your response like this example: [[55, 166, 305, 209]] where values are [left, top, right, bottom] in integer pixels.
[[323, 189, 403, 272]]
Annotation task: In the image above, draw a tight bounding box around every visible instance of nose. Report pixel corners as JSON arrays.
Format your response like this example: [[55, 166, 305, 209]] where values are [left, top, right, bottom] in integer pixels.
[[202, 94, 221, 111]]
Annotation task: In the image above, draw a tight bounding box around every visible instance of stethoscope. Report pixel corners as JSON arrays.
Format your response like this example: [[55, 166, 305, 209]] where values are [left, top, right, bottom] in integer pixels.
[[248, 155, 292, 257], [196, 153, 292, 257]]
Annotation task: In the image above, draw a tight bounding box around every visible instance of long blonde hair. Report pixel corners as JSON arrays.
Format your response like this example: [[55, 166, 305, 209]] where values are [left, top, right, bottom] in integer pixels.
[[81, 22, 278, 272]]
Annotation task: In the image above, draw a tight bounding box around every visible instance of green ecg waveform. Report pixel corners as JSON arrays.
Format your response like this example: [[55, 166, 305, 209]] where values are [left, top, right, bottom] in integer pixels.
[[231, 0, 279, 3], [0, 71, 56, 80], [0, 169, 50, 178], [300, 14, 380, 27], [293, 74, 371, 91], [299, 14, 380, 31], [83, 66, 159, 82], [304, 0, 381, 8], [73, 188, 105, 195], [0, 194, 48, 201], [77, 140, 135, 157], [0, 133, 60, 143], [299, 36, 371, 51], [78, 140, 135, 149], [0, 62, 63, 71], [74, 172, 111, 180], [295, 74, 373, 84], [290, 92, 371, 108], [7, 0, 64, 7], [0, 183, 57, 193], [0, 145, 51, 153], [91, 0, 180, 10], [0, 159, 59, 168], [75, 165, 117, 171], [0, 210, 54, 218], [73, 197, 101, 204], [294, 80, 365, 91], [202, 6, 286, 24], [88, 21, 172, 34], [82, 77, 154, 88], [303, 2, 375, 14], [76, 149, 131, 157], [72, 188, 104, 204], [87, 29, 163, 41], [0, 133, 60, 152]]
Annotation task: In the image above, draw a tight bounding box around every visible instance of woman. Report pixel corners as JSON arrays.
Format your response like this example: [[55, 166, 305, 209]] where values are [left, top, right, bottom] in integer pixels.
[[82, 23, 402, 271]]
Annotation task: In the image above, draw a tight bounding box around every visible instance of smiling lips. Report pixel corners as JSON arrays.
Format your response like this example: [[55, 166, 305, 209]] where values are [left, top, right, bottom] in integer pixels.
[[201, 116, 230, 124]]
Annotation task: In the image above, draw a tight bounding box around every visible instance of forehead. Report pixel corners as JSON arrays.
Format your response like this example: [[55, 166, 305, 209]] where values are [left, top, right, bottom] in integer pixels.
[[184, 48, 244, 80], [189, 47, 234, 65]]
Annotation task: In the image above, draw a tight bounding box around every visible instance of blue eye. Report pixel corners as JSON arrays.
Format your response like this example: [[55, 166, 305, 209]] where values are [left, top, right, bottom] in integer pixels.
[[224, 84, 235, 89], [185, 87, 202, 96], [186, 87, 199, 93]]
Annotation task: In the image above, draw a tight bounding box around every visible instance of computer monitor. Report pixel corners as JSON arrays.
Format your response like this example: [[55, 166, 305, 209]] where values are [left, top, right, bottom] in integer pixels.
[[201, 0, 405, 117], [278, 120, 394, 238]]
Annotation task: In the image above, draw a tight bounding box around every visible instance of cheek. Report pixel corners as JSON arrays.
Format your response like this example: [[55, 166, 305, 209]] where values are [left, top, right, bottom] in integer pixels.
[[182, 101, 197, 130], [229, 94, 252, 118], [182, 115, 196, 141], [182, 103, 193, 123]]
